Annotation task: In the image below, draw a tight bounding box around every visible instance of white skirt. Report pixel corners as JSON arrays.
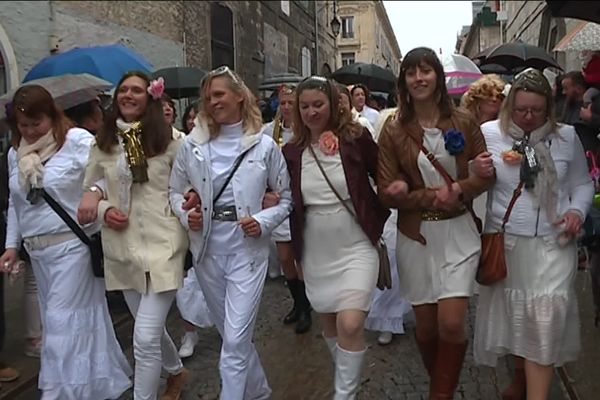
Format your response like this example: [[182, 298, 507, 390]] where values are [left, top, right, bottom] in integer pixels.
[[26, 238, 132, 400], [365, 211, 413, 333], [303, 204, 378, 313], [396, 213, 480, 305], [474, 235, 580, 367], [175, 267, 213, 328]]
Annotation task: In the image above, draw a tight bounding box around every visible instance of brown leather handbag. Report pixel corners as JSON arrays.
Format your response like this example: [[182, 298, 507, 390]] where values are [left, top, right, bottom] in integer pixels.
[[477, 182, 523, 285], [308, 146, 392, 290]]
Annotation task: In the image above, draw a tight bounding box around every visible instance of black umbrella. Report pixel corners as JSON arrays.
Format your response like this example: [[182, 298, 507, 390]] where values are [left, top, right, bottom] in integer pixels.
[[479, 42, 562, 72], [331, 63, 396, 93], [546, 1, 600, 24], [152, 66, 206, 99]]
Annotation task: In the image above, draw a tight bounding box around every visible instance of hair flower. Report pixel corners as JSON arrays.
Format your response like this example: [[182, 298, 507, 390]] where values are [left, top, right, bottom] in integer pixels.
[[318, 130, 339, 156], [444, 129, 465, 156], [147, 77, 165, 100]]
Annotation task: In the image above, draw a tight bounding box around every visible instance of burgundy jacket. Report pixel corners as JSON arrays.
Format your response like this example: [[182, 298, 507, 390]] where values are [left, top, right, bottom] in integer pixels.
[[282, 129, 390, 263]]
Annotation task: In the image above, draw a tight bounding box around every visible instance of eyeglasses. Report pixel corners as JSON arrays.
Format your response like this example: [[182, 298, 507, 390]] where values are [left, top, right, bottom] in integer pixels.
[[202, 65, 240, 86], [513, 107, 546, 117]]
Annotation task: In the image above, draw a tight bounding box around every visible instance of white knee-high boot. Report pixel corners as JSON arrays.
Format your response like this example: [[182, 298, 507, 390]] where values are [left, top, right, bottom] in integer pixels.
[[323, 333, 337, 361], [333, 344, 366, 400]]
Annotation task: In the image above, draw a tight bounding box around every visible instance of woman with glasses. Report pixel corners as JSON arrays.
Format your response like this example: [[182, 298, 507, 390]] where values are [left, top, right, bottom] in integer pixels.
[[378, 47, 495, 399], [79, 71, 190, 400], [283, 76, 389, 398], [473, 69, 593, 400], [169, 66, 292, 400]]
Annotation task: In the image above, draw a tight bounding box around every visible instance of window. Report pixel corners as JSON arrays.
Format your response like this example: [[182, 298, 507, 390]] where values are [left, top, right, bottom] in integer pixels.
[[341, 16, 354, 39], [211, 3, 234, 69], [281, 0, 290, 16], [301, 47, 312, 77], [341, 52, 355, 67]]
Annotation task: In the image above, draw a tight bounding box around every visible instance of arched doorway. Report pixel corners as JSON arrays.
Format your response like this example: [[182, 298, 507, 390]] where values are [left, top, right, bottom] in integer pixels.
[[321, 63, 332, 77], [0, 22, 18, 95]]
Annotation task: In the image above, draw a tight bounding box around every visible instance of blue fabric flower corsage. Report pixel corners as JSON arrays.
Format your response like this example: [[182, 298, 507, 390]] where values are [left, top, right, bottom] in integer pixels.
[[444, 129, 465, 155]]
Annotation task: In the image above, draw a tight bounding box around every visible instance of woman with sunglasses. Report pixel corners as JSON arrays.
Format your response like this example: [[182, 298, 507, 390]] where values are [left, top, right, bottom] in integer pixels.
[[283, 76, 389, 398], [79, 72, 190, 400], [378, 47, 495, 399], [472, 69, 593, 400], [169, 66, 292, 400]]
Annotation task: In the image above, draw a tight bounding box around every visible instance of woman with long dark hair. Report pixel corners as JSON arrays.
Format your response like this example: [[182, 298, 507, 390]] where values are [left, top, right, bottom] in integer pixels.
[[78, 71, 189, 400], [378, 47, 495, 399]]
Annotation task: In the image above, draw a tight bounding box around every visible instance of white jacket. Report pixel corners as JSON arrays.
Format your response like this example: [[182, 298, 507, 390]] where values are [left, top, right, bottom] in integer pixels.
[[482, 120, 594, 237], [169, 119, 292, 266]]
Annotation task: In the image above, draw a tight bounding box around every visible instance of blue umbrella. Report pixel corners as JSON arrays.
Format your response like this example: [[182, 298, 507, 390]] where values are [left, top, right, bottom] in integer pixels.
[[23, 44, 153, 86]]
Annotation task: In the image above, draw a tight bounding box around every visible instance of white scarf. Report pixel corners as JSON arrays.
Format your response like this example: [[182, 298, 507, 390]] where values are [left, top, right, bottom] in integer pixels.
[[17, 130, 59, 194], [115, 118, 135, 215], [507, 120, 559, 223]]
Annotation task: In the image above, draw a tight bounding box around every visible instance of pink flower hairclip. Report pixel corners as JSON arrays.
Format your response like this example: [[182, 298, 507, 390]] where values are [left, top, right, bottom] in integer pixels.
[[147, 77, 165, 100]]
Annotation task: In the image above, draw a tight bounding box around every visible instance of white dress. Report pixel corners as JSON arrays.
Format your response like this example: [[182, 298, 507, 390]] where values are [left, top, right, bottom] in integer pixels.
[[301, 146, 378, 312], [6, 129, 132, 400], [395, 127, 480, 305], [365, 209, 414, 333]]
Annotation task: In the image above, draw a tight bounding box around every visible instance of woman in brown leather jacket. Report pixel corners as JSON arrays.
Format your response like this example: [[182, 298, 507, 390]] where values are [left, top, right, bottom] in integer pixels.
[[378, 47, 495, 399], [283, 76, 389, 399]]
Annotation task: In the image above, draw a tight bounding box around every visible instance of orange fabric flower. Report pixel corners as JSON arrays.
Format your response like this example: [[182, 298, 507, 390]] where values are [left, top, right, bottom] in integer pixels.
[[318, 130, 339, 156], [501, 150, 522, 165]]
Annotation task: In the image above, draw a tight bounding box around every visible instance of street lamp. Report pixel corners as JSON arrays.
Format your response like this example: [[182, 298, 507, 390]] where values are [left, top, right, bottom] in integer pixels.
[[330, 0, 341, 37]]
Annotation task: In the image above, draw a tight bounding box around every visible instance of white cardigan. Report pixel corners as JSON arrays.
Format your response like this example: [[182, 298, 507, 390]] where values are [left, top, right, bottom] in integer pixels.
[[481, 120, 594, 237]]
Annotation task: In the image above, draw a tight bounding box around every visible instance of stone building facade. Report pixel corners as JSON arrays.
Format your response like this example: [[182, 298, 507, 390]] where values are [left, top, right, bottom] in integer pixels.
[[335, 0, 401, 74], [0, 1, 337, 95]]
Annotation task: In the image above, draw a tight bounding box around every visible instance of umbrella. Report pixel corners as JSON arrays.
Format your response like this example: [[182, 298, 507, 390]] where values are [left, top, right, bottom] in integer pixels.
[[442, 54, 482, 96], [0, 73, 112, 118], [331, 63, 396, 93], [479, 42, 562, 71], [151, 66, 206, 99], [258, 73, 305, 91], [553, 21, 600, 52], [546, 1, 600, 24], [23, 44, 153, 86]]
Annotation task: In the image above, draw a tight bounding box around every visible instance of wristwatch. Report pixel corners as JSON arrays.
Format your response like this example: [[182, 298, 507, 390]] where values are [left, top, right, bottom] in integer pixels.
[[87, 185, 103, 198]]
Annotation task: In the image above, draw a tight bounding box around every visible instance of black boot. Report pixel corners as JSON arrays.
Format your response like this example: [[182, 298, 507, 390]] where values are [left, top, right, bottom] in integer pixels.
[[294, 280, 312, 334], [283, 279, 300, 324]]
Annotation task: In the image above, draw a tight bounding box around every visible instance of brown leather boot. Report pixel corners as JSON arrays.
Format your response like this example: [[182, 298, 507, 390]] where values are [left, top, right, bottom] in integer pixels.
[[160, 367, 189, 400], [415, 334, 438, 378], [429, 340, 468, 400], [501, 366, 526, 400]]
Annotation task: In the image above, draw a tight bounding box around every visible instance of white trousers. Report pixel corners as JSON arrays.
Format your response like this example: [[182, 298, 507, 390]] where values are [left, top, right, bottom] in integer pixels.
[[196, 253, 271, 400], [24, 264, 42, 339], [123, 281, 183, 400]]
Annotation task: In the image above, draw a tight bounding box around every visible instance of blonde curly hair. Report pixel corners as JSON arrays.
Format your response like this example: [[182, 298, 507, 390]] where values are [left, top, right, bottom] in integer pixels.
[[460, 74, 506, 115]]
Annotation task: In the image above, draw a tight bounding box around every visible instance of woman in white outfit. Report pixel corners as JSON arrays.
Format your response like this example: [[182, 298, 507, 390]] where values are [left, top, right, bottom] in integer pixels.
[[262, 84, 312, 334], [351, 84, 380, 129], [169, 66, 292, 400], [473, 69, 594, 400], [78, 72, 189, 400], [0, 85, 131, 400]]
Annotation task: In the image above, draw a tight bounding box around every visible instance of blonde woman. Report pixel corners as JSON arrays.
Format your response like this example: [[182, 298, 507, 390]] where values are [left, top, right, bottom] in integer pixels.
[[169, 66, 292, 400], [460, 74, 506, 124]]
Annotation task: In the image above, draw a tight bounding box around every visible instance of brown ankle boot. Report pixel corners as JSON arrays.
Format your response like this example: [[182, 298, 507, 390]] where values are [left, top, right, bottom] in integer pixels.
[[429, 340, 468, 400], [160, 368, 189, 400], [415, 334, 438, 378], [502, 367, 526, 400]]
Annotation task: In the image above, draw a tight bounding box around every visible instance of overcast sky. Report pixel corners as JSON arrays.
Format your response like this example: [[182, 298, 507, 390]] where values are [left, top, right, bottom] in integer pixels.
[[383, 1, 474, 58]]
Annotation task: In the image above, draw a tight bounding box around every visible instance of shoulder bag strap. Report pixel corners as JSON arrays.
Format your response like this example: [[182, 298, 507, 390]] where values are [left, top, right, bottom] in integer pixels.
[[307, 145, 358, 222], [213, 147, 252, 205], [501, 181, 524, 231], [42, 189, 91, 246]]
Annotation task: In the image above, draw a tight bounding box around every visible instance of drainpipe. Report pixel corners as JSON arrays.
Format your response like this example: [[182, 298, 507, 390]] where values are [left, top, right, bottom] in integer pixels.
[[314, 2, 319, 74]]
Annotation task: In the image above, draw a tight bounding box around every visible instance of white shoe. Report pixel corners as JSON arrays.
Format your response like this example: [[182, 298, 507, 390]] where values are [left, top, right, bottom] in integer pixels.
[[178, 331, 199, 358], [333, 345, 366, 400], [323, 333, 337, 361], [377, 331, 393, 345]]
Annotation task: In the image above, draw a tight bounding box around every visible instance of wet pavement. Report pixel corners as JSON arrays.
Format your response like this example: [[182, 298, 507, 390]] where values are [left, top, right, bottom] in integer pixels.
[[8, 276, 571, 400]]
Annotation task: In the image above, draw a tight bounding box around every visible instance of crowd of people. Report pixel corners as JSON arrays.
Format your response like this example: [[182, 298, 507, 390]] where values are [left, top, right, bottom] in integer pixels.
[[0, 46, 599, 400]]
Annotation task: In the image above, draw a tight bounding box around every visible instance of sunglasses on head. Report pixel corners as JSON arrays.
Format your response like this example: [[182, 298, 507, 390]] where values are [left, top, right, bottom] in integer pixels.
[[202, 65, 240, 86], [299, 76, 329, 92]]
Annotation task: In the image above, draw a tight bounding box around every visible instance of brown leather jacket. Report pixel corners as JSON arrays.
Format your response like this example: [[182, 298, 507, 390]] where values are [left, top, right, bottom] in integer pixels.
[[377, 109, 495, 244], [283, 129, 390, 263]]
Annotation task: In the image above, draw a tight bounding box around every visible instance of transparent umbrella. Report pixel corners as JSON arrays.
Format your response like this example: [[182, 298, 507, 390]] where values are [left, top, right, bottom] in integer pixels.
[[442, 54, 482, 96]]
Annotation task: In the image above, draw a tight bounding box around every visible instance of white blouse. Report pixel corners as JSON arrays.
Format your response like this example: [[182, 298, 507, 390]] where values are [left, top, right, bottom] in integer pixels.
[[6, 128, 97, 249], [481, 120, 593, 237]]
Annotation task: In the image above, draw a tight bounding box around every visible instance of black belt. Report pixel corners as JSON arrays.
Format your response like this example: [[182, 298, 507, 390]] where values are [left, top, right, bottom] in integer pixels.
[[212, 205, 238, 221]]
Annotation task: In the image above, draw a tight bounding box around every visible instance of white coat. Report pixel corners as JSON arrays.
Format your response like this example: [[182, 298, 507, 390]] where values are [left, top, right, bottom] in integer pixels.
[[169, 119, 292, 267]]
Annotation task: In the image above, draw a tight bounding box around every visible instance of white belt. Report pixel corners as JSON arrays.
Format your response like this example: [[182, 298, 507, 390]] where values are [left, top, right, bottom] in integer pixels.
[[24, 231, 79, 251]]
